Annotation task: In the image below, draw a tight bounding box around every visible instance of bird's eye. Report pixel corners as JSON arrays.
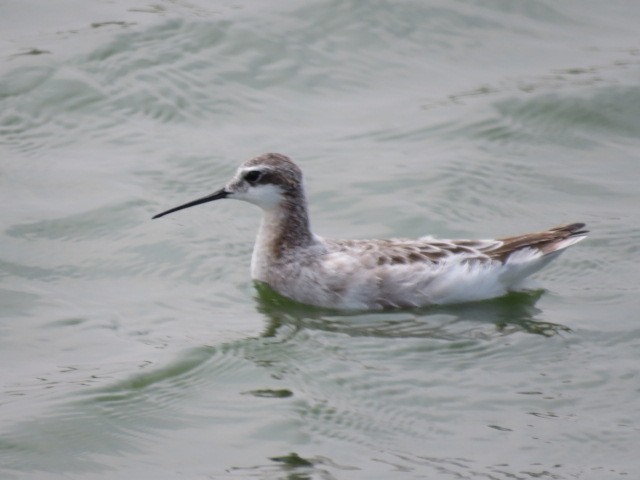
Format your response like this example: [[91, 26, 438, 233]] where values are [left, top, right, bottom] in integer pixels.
[[244, 170, 262, 183]]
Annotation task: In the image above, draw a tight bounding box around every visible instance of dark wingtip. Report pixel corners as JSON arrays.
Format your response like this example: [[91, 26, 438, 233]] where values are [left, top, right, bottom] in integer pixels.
[[567, 222, 588, 236], [555, 222, 588, 237]]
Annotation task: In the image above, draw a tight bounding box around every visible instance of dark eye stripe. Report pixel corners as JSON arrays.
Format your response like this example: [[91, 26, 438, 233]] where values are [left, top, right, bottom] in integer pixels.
[[244, 170, 262, 182]]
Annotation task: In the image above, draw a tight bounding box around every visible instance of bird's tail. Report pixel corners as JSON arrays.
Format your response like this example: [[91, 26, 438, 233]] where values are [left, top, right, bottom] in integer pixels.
[[538, 223, 588, 255]]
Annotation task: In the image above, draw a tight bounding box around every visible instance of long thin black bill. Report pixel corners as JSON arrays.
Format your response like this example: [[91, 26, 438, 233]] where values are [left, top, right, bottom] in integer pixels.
[[152, 188, 228, 219]]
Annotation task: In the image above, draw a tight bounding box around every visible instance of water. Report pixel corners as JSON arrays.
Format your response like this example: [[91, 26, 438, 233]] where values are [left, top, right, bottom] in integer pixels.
[[1, 1, 639, 478]]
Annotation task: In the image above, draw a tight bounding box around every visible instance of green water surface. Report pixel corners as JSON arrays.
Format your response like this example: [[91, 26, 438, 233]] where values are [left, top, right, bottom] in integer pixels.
[[1, 1, 639, 479]]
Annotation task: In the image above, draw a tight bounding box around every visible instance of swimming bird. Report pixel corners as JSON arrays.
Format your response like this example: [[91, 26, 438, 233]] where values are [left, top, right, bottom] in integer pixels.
[[153, 153, 587, 310]]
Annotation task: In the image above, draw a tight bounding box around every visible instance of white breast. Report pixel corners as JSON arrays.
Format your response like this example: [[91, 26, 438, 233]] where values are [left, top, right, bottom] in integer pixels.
[[250, 210, 282, 282]]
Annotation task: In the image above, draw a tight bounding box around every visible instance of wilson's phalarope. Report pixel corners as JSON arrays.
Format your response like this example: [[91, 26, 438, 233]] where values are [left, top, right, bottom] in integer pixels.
[[153, 153, 587, 310]]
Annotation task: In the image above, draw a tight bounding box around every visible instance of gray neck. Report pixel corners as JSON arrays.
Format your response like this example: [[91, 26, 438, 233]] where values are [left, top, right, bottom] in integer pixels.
[[268, 195, 314, 257], [254, 190, 315, 268]]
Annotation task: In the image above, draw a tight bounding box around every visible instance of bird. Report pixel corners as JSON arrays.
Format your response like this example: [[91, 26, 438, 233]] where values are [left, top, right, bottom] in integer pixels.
[[153, 153, 587, 310]]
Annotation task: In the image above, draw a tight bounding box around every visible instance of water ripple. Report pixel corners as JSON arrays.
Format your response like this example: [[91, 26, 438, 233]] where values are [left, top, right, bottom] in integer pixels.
[[2, 1, 639, 478]]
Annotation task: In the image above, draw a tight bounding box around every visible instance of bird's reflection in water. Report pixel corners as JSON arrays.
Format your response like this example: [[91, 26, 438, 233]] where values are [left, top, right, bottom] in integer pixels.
[[253, 281, 570, 340]]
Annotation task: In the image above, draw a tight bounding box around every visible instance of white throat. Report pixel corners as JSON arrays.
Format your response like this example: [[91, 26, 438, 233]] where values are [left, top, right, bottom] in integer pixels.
[[250, 207, 286, 281], [232, 183, 284, 210]]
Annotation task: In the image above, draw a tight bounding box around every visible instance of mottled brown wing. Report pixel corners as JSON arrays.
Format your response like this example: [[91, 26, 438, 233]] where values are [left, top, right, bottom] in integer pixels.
[[486, 223, 588, 262], [332, 238, 452, 266]]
